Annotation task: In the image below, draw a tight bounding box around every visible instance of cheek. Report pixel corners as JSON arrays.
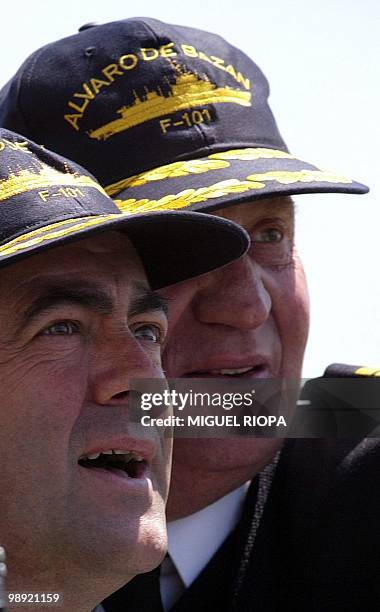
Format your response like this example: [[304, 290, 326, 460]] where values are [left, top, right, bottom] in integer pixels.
[[160, 282, 198, 364], [0, 351, 88, 447], [139, 344, 166, 374], [262, 258, 310, 375], [161, 278, 200, 331], [0, 358, 87, 528]]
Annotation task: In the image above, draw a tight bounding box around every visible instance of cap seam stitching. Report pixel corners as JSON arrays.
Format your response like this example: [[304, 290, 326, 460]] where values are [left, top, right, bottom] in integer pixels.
[[17, 47, 48, 141]]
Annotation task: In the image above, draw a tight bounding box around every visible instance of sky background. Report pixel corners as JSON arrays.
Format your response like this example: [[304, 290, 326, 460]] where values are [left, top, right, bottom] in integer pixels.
[[1, 0, 378, 377]]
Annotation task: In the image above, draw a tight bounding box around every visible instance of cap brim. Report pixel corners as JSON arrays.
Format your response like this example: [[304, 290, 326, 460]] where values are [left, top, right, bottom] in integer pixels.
[[0, 210, 249, 289], [107, 147, 369, 215]]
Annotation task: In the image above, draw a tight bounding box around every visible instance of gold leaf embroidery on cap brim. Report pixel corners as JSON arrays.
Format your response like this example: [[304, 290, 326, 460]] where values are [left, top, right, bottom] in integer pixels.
[[0, 165, 107, 201], [114, 179, 265, 213], [106, 159, 230, 195], [247, 170, 352, 185], [0, 214, 119, 257], [355, 367, 380, 377], [209, 148, 296, 161], [114, 170, 352, 213], [105, 148, 298, 195]]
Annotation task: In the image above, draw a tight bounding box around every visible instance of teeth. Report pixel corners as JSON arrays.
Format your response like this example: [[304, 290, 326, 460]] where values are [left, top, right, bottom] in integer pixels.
[[113, 450, 144, 461], [87, 452, 100, 460], [122, 452, 144, 462], [81, 449, 145, 461], [207, 367, 253, 375]]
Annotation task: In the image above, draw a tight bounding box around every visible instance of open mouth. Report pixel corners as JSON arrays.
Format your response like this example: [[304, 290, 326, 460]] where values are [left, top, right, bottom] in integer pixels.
[[183, 365, 267, 378], [78, 450, 147, 479]]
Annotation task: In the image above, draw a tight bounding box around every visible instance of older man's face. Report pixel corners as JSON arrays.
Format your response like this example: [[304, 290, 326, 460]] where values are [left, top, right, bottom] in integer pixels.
[[0, 233, 171, 586], [161, 197, 310, 518]]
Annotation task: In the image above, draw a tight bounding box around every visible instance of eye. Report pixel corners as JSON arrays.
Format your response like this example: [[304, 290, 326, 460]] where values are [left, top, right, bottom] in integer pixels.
[[41, 321, 79, 336], [252, 227, 283, 243], [132, 324, 163, 344], [248, 222, 292, 268]]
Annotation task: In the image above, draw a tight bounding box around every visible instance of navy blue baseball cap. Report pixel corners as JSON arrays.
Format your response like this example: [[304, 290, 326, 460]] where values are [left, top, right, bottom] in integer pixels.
[[0, 17, 368, 216], [0, 128, 249, 288]]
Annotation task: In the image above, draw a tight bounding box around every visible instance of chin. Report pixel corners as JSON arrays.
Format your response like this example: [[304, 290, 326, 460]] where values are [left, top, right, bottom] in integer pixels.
[[67, 501, 168, 580], [85, 526, 167, 586], [173, 438, 282, 473], [127, 517, 168, 574]]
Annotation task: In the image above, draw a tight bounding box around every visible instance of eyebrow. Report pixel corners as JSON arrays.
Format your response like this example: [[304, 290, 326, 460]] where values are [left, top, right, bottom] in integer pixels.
[[256, 197, 294, 218], [128, 283, 169, 318], [23, 283, 114, 323], [19, 281, 168, 331]]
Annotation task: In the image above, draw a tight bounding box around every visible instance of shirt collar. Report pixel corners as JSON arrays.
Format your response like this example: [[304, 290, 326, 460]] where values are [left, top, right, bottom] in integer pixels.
[[167, 482, 249, 588]]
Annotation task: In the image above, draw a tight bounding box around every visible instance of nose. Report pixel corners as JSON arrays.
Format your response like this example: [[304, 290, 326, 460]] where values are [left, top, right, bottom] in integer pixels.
[[90, 331, 163, 406], [193, 255, 272, 330]]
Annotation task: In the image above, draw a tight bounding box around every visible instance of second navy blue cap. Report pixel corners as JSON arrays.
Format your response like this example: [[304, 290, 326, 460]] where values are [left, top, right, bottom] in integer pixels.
[[0, 17, 368, 216]]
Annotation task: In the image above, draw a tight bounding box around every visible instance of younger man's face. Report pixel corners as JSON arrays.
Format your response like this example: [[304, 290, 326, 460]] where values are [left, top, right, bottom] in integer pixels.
[[0, 232, 171, 587], [161, 197, 310, 518]]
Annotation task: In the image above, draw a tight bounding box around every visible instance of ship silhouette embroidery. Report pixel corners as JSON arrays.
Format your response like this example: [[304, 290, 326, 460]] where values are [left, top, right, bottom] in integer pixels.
[[88, 71, 252, 141], [0, 163, 104, 202]]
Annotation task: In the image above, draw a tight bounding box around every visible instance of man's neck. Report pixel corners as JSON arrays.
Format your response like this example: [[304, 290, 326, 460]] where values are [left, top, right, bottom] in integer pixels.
[[166, 443, 283, 521]]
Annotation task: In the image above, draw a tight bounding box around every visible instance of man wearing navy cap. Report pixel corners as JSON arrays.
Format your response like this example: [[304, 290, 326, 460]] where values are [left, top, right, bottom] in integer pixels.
[[0, 128, 248, 612], [0, 18, 379, 610]]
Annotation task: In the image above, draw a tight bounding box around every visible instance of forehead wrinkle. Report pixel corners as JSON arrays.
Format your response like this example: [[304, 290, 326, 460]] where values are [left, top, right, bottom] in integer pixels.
[[262, 195, 294, 213], [217, 196, 294, 223], [248, 196, 295, 221]]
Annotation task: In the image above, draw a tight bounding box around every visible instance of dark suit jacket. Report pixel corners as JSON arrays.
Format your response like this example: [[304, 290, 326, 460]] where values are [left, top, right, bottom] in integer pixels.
[[103, 439, 380, 612]]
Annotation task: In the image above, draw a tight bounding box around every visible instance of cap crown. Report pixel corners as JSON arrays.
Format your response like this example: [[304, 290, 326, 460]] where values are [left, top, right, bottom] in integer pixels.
[[0, 17, 287, 186]]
